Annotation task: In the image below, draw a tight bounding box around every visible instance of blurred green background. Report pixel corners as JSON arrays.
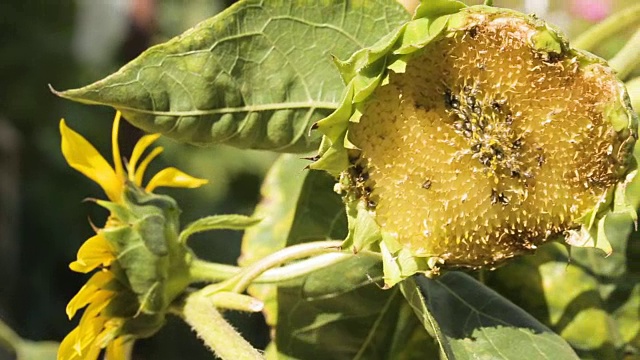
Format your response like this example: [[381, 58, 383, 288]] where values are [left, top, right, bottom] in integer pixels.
[[0, 0, 637, 359]]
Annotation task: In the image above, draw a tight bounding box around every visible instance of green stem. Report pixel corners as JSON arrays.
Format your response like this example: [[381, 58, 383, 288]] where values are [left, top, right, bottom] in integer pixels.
[[190, 252, 359, 284], [203, 240, 343, 294], [609, 28, 640, 80], [0, 318, 21, 355], [626, 76, 640, 111], [181, 293, 264, 360], [189, 260, 238, 282], [573, 4, 640, 51]]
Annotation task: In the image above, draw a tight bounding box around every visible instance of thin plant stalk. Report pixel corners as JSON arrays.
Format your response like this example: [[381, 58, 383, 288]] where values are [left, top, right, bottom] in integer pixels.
[[573, 4, 640, 51]]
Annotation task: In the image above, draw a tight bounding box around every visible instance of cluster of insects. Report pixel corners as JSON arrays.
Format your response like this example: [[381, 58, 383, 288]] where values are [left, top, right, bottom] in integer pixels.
[[343, 152, 377, 210], [443, 83, 535, 206]]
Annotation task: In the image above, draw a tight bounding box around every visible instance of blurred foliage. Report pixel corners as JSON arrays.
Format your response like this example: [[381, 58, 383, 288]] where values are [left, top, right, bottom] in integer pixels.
[[0, 0, 272, 359]]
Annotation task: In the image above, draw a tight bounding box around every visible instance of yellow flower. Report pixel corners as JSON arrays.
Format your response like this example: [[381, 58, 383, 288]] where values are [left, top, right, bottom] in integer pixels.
[[58, 112, 207, 360], [60, 111, 208, 203]]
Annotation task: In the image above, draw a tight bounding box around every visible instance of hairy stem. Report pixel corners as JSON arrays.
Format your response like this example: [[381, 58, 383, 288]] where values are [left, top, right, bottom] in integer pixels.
[[573, 4, 640, 51], [190, 252, 359, 284], [0, 318, 20, 355], [182, 293, 264, 360], [203, 240, 343, 295], [626, 76, 640, 111], [609, 28, 640, 80]]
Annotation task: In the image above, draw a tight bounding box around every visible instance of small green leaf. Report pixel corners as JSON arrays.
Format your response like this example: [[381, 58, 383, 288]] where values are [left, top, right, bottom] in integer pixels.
[[179, 214, 260, 244], [54, 0, 410, 152], [413, 0, 466, 21], [403, 272, 580, 360]]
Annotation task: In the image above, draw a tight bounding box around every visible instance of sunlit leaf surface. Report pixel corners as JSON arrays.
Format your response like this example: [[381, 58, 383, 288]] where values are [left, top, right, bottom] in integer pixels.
[[56, 0, 409, 152]]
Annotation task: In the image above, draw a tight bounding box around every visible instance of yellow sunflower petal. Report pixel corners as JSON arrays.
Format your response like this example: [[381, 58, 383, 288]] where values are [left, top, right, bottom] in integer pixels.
[[96, 319, 124, 349], [58, 326, 80, 360], [134, 146, 163, 186], [69, 234, 115, 274], [73, 316, 104, 360], [66, 271, 114, 319], [77, 301, 111, 347], [105, 337, 133, 360], [128, 133, 161, 183], [112, 112, 125, 182], [58, 322, 101, 360], [60, 119, 122, 202], [145, 167, 208, 193]]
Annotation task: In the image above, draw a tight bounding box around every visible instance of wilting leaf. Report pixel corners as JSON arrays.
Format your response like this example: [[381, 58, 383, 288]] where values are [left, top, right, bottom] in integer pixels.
[[54, 0, 410, 152], [402, 272, 579, 360]]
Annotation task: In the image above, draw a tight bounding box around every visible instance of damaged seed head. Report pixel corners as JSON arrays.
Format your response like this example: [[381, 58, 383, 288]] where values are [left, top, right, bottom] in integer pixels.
[[339, 7, 637, 268]]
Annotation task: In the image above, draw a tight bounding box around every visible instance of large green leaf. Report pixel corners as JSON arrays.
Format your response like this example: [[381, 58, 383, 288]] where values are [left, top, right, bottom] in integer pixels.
[[54, 0, 410, 152], [274, 256, 438, 360], [489, 234, 640, 358], [402, 272, 579, 360]]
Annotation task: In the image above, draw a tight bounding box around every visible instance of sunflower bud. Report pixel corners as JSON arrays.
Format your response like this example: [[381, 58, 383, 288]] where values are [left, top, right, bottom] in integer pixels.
[[312, 3, 638, 286], [99, 183, 191, 321]]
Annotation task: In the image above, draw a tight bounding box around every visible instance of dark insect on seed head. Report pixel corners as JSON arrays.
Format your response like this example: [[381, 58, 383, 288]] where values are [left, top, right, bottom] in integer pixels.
[[498, 193, 509, 205], [480, 153, 493, 166], [444, 89, 460, 109], [468, 25, 479, 38], [491, 189, 499, 204], [478, 118, 487, 130], [466, 95, 476, 107], [367, 200, 377, 208], [491, 189, 509, 205], [471, 143, 482, 153], [422, 179, 432, 189], [491, 101, 502, 112], [463, 130, 473, 138], [512, 138, 522, 149], [544, 51, 563, 64], [505, 113, 513, 125]]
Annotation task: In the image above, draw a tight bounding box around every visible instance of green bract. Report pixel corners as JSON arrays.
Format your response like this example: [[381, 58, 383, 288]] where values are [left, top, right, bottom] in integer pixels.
[[98, 183, 193, 337], [311, 1, 639, 287]]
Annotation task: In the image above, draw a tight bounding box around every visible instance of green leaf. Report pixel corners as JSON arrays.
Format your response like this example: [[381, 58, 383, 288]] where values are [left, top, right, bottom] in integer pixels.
[[488, 238, 640, 358], [179, 214, 260, 244], [274, 256, 436, 360], [54, 0, 410, 152], [402, 272, 579, 360]]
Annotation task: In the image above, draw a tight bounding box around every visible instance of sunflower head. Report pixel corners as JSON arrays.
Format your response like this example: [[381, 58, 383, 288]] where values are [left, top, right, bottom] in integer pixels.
[[58, 113, 207, 360], [312, 2, 638, 286]]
